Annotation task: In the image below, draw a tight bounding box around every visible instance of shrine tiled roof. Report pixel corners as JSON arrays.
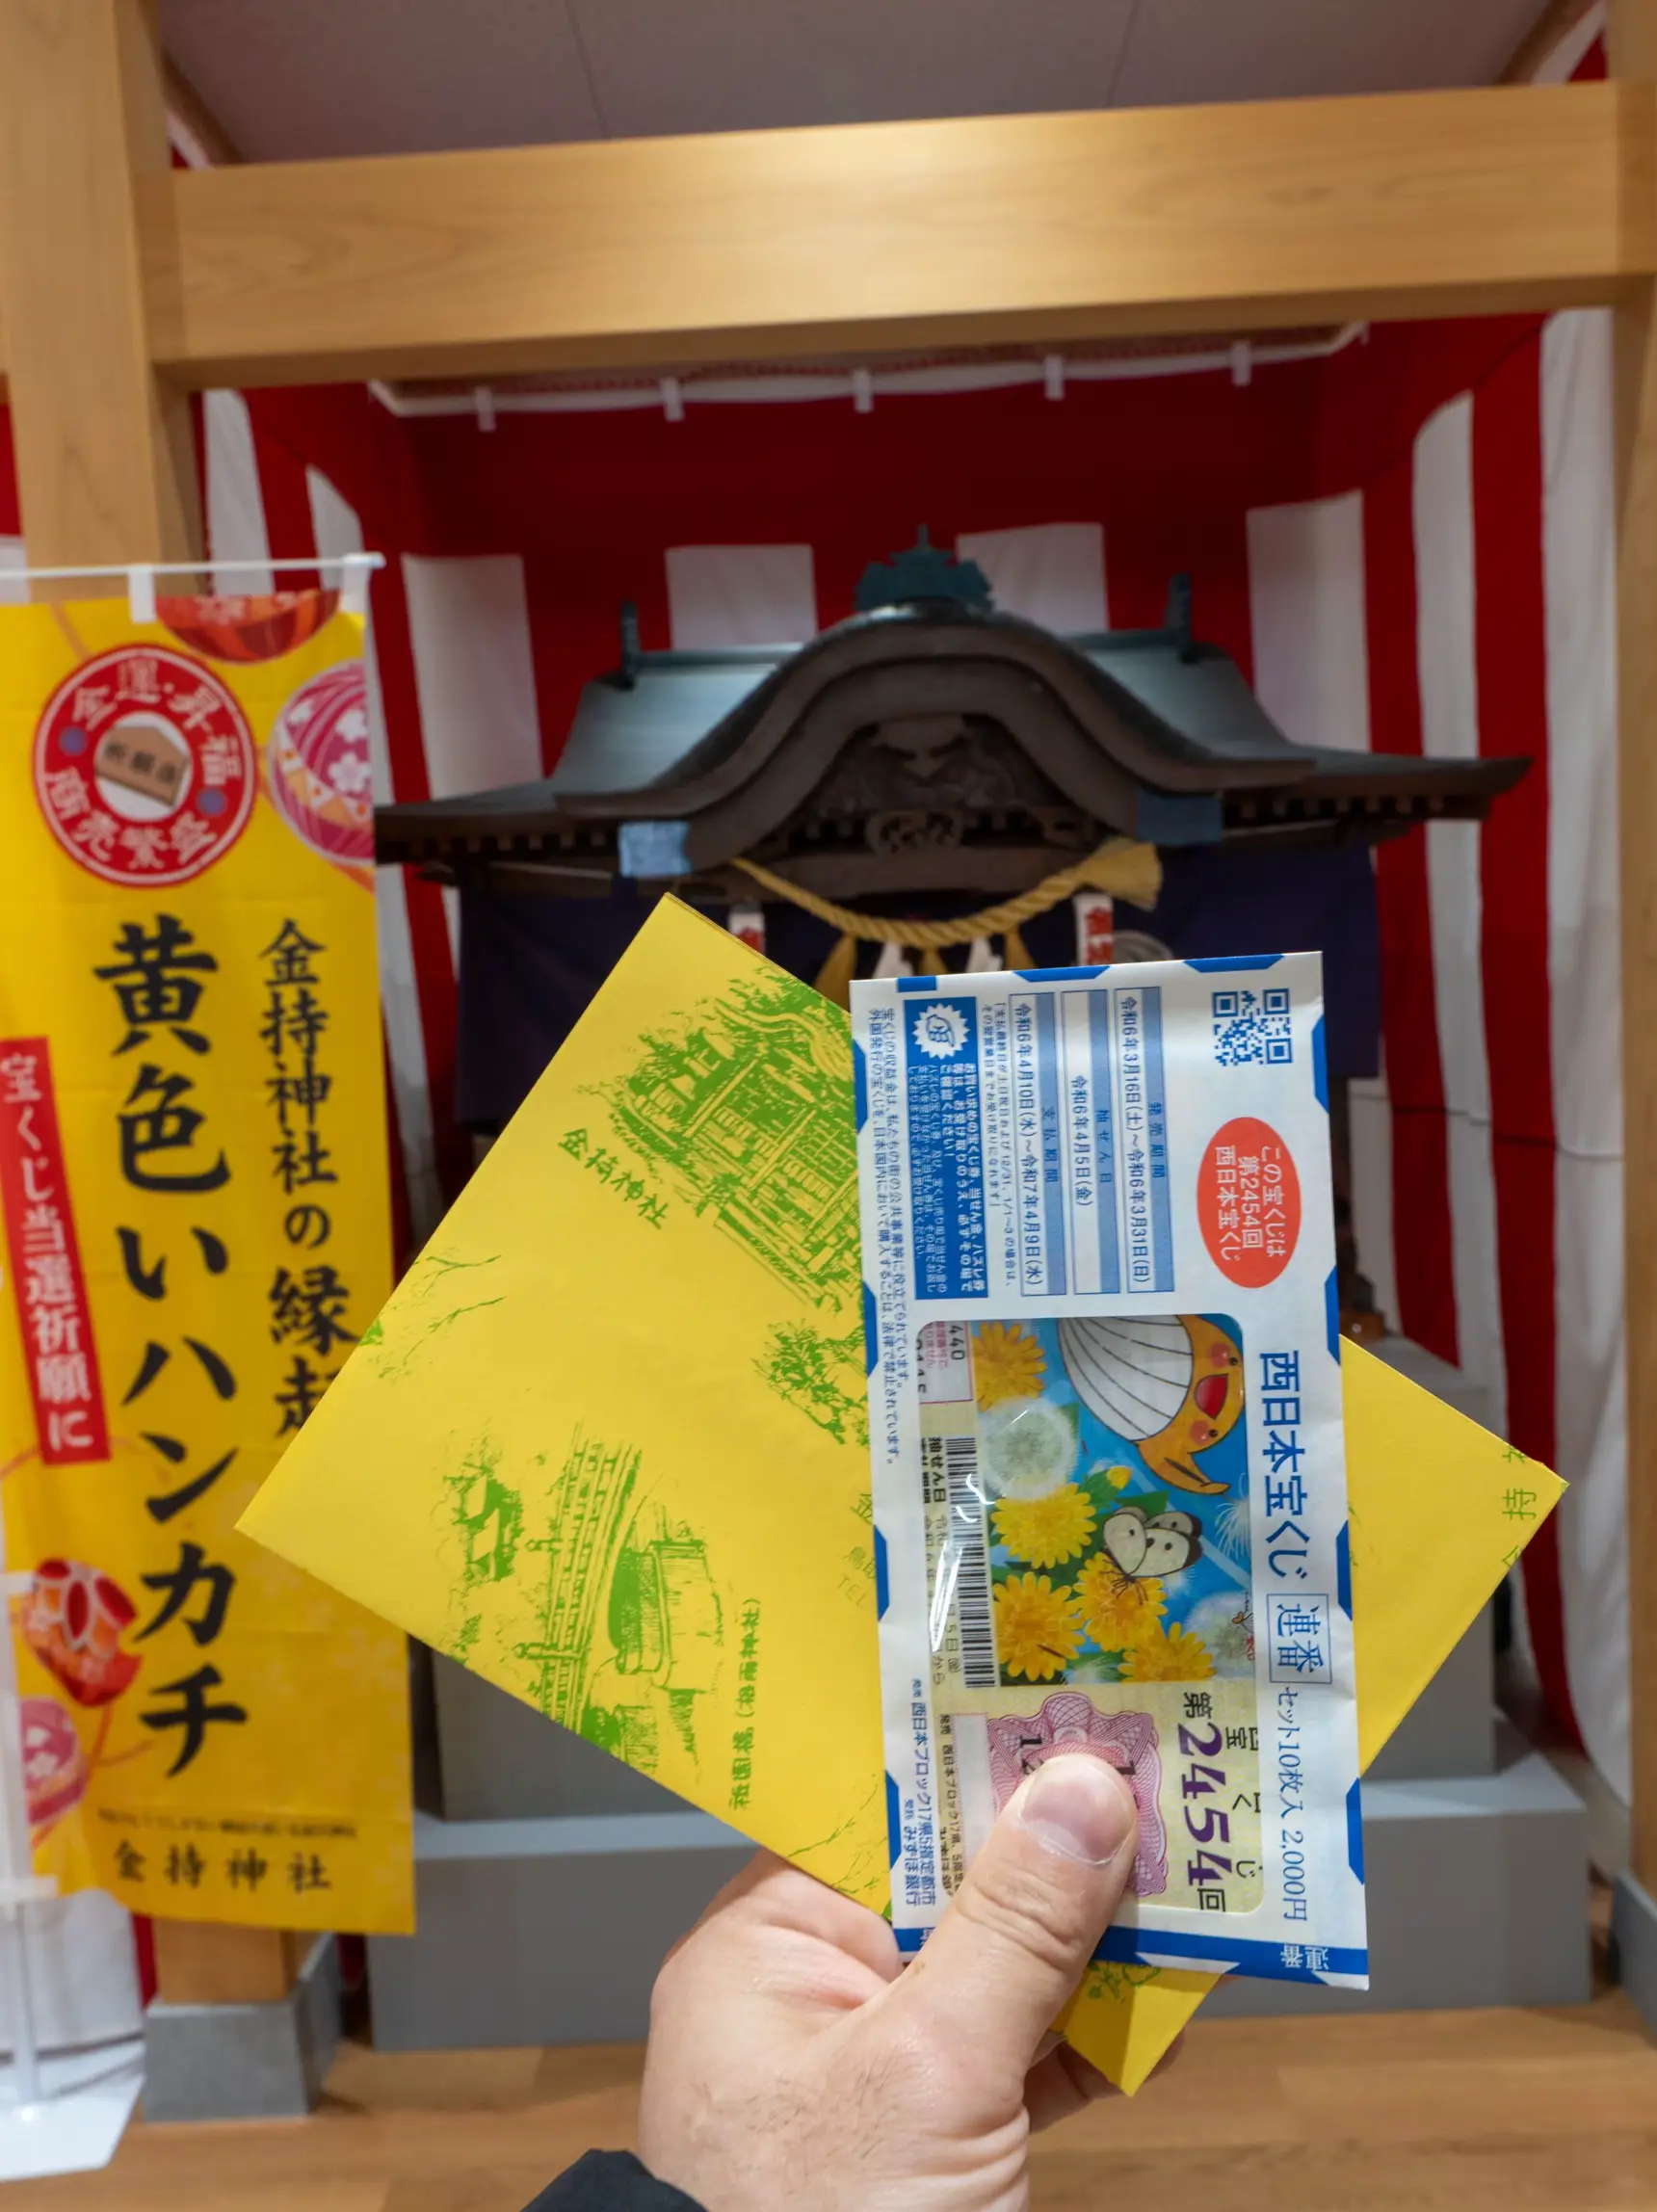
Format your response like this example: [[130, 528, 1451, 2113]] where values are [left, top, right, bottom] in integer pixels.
[[376, 569, 1527, 895]]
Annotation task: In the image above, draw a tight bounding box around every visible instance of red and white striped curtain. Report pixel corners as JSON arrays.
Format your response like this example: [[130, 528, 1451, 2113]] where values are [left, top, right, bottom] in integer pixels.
[[197, 317, 1624, 1800], [158, 7, 1627, 1801], [1263, 316, 1625, 1802]]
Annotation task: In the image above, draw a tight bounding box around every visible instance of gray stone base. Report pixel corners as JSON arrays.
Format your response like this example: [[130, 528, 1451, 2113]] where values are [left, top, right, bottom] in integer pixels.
[[1611, 1869, 1657, 2033], [368, 1810, 750, 2049], [1203, 1748, 1588, 2016], [371, 1750, 1586, 2048], [142, 1935, 340, 2121]]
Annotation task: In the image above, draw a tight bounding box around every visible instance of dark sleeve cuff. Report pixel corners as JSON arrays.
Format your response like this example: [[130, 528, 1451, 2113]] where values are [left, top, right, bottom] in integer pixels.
[[520, 2148, 707, 2212]]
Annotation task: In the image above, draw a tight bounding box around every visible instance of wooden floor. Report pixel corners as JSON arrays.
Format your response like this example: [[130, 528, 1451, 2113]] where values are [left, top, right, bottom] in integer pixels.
[[9, 1985, 1657, 2212]]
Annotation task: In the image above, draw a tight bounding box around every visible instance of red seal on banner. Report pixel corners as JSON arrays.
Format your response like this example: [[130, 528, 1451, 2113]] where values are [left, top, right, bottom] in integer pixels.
[[266, 660, 374, 872], [33, 645, 256, 886]]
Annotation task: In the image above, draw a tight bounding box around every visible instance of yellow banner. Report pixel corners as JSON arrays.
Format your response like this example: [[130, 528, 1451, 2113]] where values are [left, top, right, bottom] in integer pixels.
[[0, 591, 410, 1933]]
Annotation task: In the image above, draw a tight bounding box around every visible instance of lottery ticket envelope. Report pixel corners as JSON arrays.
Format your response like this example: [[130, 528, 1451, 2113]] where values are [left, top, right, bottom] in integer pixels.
[[853, 954, 1368, 1987]]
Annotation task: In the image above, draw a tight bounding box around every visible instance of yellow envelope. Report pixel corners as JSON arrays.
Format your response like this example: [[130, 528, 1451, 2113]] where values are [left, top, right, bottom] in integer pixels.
[[240, 895, 1563, 2092]]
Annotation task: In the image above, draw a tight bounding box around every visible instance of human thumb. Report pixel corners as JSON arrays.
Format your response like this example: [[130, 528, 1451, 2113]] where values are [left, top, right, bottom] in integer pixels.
[[892, 1753, 1139, 2079]]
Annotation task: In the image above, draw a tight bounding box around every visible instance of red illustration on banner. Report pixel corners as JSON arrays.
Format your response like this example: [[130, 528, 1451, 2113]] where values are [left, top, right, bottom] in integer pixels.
[[33, 645, 256, 887], [21, 1560, 141, 1707], [266, 659, 374, 871], [160, 589, 339, 666], [20, 1696, 88, 1827], [0, 1039, 109, 1462], [1197, 1116, 1301, 1289]]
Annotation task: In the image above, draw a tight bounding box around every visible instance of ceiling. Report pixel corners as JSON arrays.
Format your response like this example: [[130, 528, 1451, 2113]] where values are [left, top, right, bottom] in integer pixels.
[[161, 0, 1548, 163]]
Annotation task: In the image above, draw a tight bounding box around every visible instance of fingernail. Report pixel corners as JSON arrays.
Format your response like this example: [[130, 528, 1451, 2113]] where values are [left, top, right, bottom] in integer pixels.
[[1014, 1754, 1137, 1867]]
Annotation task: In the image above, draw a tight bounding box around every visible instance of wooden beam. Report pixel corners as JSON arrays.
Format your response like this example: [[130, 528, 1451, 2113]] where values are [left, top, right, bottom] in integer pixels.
[[141, 79, 1656, 390], [1612, 0, 1657, 1918], [0, 0, 197, 564]]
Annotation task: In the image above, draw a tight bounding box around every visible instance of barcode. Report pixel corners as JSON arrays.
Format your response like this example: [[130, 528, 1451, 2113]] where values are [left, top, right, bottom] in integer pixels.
[[945, 1435, 997, 1688]]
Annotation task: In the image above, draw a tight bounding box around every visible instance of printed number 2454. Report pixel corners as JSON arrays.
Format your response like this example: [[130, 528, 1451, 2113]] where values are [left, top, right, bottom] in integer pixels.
[[1178, 1722, 1232, 1864]]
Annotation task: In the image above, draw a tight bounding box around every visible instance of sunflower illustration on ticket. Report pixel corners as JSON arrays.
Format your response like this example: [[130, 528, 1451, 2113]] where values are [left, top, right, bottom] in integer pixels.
[[852, 954, 1368, 1988]]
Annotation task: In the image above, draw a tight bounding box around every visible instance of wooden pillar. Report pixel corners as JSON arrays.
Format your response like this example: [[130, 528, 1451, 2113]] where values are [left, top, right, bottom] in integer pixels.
[[149, 1922, 315, 2007], [0, 0, 298, 2008], [0, 0, 198, 566], [1612, 0, 1657, 1917]]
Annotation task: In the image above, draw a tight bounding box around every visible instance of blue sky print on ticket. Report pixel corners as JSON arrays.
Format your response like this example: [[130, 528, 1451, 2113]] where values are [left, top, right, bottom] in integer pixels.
[[964, 1313, 1252, 1684]]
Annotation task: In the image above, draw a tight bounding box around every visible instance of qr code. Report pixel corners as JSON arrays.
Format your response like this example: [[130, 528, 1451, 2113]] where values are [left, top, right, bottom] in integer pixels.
[[1211, 987, 1293, 1067]]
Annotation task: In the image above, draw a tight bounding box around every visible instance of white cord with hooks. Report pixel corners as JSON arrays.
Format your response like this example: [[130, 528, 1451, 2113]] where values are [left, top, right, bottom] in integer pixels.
[[6, 553, 384, 626]]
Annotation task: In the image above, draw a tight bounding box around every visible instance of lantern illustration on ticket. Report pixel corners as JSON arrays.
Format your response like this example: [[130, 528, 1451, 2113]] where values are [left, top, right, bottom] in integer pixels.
[[853, 954, 1367, 1986]]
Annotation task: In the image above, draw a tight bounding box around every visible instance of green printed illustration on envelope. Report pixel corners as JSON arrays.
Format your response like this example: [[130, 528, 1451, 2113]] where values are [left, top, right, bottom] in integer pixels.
[[246, 900, 889, 1901], [241, 896, 1564, 2090]]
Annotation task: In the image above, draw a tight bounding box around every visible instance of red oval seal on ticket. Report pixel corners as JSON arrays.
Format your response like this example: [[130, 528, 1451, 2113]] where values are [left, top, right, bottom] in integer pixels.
[[1197, 1116, 1300, 1287], [33, 645, 256, 886]]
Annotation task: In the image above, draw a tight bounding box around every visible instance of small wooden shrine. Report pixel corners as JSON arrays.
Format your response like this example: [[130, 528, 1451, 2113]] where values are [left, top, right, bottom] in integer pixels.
[[375, 535, 1527, 909]]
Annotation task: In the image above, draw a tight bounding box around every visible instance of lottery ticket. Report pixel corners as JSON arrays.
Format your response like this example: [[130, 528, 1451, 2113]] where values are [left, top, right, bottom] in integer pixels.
[[854, 954, 1368, 1988]]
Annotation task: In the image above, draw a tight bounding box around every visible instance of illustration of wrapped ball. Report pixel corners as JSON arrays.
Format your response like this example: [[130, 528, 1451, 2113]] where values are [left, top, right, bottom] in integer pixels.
[[22, 1559, 141, 1708], [1057, 1315, 1243, 1496], [1059, 1317, 1194, 1434], [21, 1697, 88, 1828], [265, 661, 374, 874], [160, 590, 339, 665]]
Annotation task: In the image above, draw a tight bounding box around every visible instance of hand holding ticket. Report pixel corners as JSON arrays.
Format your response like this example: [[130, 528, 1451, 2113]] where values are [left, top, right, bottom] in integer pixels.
[[243, 895, 1562, 2084], [640, 1755, 1143, 2212]]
